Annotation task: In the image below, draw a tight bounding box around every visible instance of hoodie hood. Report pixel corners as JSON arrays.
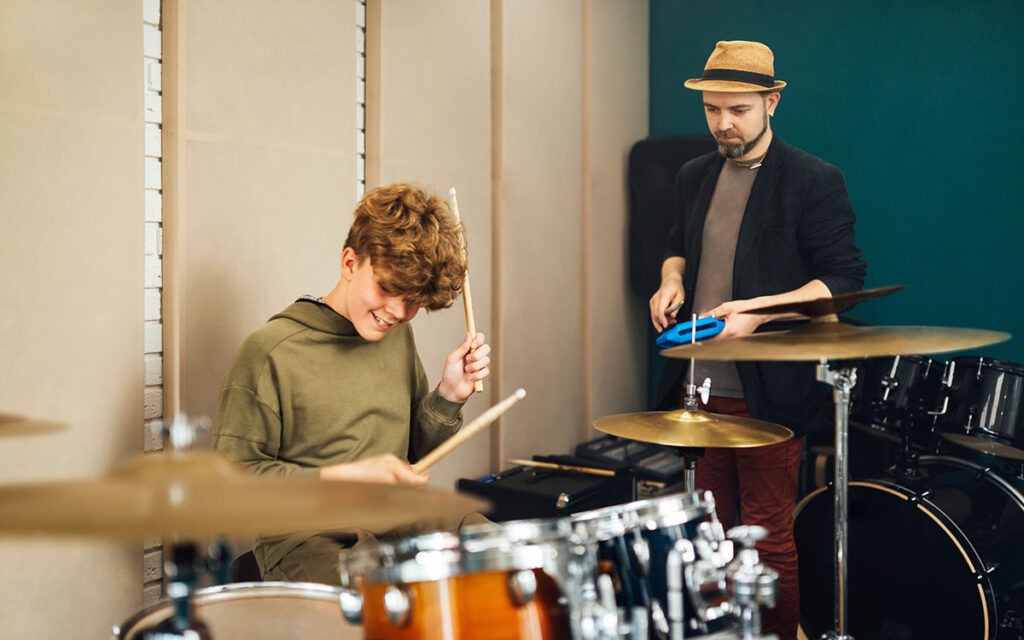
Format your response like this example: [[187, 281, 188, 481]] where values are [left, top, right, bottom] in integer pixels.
[[271, 298, 360, 338]]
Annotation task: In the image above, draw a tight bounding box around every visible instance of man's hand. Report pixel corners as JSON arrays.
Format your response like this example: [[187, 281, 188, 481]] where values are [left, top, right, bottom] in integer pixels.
[[650, 257, 686, 332]]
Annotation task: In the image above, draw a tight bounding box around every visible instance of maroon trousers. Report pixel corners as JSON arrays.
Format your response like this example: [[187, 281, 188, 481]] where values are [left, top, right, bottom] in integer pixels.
[[694, 396, 804, 640]]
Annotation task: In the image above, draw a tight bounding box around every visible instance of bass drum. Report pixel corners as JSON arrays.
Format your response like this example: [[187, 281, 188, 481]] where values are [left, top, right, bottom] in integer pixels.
[[794, 456, 1024, 639]]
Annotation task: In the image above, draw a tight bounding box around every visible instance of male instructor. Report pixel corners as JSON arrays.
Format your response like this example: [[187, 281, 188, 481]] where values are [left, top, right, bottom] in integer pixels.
[[649, 41, 866, 639]]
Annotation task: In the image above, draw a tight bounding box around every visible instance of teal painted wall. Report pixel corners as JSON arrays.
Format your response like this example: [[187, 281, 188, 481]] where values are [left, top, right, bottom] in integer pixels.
[[649, 0, 1024, 365]]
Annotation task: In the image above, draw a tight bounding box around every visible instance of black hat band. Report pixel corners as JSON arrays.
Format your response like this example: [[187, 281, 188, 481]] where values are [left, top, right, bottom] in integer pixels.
[[701, 68, 775, 87]]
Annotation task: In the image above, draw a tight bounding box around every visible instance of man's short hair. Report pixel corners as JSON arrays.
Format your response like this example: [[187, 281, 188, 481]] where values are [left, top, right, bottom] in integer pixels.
[[345, 183, 467, 311]]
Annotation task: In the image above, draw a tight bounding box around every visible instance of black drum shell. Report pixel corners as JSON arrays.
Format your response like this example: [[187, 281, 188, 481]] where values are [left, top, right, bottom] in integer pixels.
[[795, 456, 1024, 639], [939, 357, 1024, 461]]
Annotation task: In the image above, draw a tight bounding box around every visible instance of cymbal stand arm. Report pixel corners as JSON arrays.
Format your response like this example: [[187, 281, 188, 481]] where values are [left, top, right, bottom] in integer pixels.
[[816, 360, 856, 640]]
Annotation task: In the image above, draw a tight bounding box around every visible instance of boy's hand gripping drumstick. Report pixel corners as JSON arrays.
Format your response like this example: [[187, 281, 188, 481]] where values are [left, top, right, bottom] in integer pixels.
[[449, 187, 483, 393], [412, 389, 526, 473]]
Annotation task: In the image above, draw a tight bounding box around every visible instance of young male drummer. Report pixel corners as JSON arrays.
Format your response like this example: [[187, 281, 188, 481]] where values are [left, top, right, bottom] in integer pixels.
[[649, 41, 866, 639], [214, 182, 491, 584]]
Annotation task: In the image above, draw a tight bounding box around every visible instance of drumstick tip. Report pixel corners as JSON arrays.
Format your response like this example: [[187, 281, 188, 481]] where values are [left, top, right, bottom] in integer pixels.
[[448, 186, 457, 198], [515, 388, 526, 399]]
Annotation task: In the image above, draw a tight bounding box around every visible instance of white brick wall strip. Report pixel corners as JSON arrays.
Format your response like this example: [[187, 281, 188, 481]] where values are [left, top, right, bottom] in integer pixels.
[[144, 353, 163, 384], [144, 157, 162, 190], [144, 94, 162, 123], [143, 582, 163, 608], [144, 387, 163, 421], [145, 290, 161, 323], [144, 321, 162, 357], [144, 59, 162, 93], [145, 123, 162, 158], [146, 191, 162, 221], [145, 222, 160, 255], [143, 420, 163, 454], [143, 548, 163, 582], [143, 0, 160, 26], [143, 24, 161, 59], [143, 0, 164, 608], [145, 254, 162, 288]]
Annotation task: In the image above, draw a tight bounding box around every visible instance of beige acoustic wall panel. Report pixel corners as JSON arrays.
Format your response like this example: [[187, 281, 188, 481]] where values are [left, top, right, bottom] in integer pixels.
[[498, 0, 585, 461], [373, 0, 494, 487], [174, 0, 359, 421], [0, 1, 143, 636], [585, 1, 649, 427]]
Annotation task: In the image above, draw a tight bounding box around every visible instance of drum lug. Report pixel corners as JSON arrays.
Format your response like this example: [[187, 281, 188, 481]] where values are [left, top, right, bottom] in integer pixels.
[[631, 535, 651, 577], [556, 492, 571, 510], [383, 585, 412, 627], [909, 488, 932, 504], [507, 569, 538, 607], [980, 563, 1000, 580], [339, 588, 363, 624]]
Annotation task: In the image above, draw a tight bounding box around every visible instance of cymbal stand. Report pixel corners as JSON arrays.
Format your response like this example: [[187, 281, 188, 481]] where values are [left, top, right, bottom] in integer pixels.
[[815, 360, 857, 640], [141, 542, 212, 639], [679, 315, 712, 493], [136, 415, 229, 640]]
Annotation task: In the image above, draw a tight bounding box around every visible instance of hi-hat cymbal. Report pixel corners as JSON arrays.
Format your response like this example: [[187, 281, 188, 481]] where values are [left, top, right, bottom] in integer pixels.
[[0, 414, 67, 437], [593, 409, 793, 448], [745, 285, 906, 318], [662, 321, 1011, 362], [0, 450, 490, 539]]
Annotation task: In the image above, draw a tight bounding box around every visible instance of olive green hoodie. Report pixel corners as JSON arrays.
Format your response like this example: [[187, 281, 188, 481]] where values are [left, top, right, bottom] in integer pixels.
[[213, 299, 463, 573]]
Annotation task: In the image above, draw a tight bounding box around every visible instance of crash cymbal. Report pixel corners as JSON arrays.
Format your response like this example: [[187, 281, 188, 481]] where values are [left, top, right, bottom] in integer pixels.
[[593, 409, 793, 448], [662, 321, 1010, 361], [0, 414, 67, 437], [745, 285, 906, 318], [0, 450, 489, 539]]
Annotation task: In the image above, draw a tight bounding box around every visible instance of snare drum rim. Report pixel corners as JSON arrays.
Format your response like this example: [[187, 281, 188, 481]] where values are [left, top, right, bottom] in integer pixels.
[[352, 519, 573, 584], [114, 582, 344, 638], [571, 491, 709, 542]]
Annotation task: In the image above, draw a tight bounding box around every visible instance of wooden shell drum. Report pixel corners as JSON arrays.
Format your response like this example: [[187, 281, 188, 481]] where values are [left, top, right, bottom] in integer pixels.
[[339, 519, 576, 640]]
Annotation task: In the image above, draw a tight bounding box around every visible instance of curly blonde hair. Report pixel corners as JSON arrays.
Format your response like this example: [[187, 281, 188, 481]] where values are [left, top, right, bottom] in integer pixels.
[[344, 183, 467, 311]]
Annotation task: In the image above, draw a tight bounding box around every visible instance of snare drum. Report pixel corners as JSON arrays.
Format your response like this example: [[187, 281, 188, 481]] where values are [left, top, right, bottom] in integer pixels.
[[114, 582, 353, 640], [938, 357, 1024, 460], [339, 520, 575, 640], [570, 492, 734, 638]]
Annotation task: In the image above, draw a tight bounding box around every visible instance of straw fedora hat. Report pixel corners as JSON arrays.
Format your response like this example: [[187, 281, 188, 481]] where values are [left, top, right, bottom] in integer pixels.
[[684, 41, 786, 93]]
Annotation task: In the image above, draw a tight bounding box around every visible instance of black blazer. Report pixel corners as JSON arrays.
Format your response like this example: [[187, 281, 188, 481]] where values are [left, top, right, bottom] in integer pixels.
[[657, 137, 867, 437]]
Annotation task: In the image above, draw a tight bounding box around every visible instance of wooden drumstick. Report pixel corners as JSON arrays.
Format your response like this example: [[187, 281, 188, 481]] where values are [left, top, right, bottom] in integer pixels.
[[449, 187, 483, 394], [412, 388, 526, 473]]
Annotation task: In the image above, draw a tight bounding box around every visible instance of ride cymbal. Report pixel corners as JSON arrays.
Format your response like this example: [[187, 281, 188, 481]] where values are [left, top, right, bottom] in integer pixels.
[[0, 450, 490, 539], [593, 409, 793, 448], [662, 322, 1010, 362], [745, 285, 906, 318]]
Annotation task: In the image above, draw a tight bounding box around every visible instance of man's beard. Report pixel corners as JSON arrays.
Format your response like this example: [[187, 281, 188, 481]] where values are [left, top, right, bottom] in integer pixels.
[[717, 109, 769, 159]]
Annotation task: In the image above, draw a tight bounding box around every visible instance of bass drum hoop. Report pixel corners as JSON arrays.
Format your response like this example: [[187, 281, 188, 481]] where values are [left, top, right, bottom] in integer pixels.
[[794, 455, 1024, 640]]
